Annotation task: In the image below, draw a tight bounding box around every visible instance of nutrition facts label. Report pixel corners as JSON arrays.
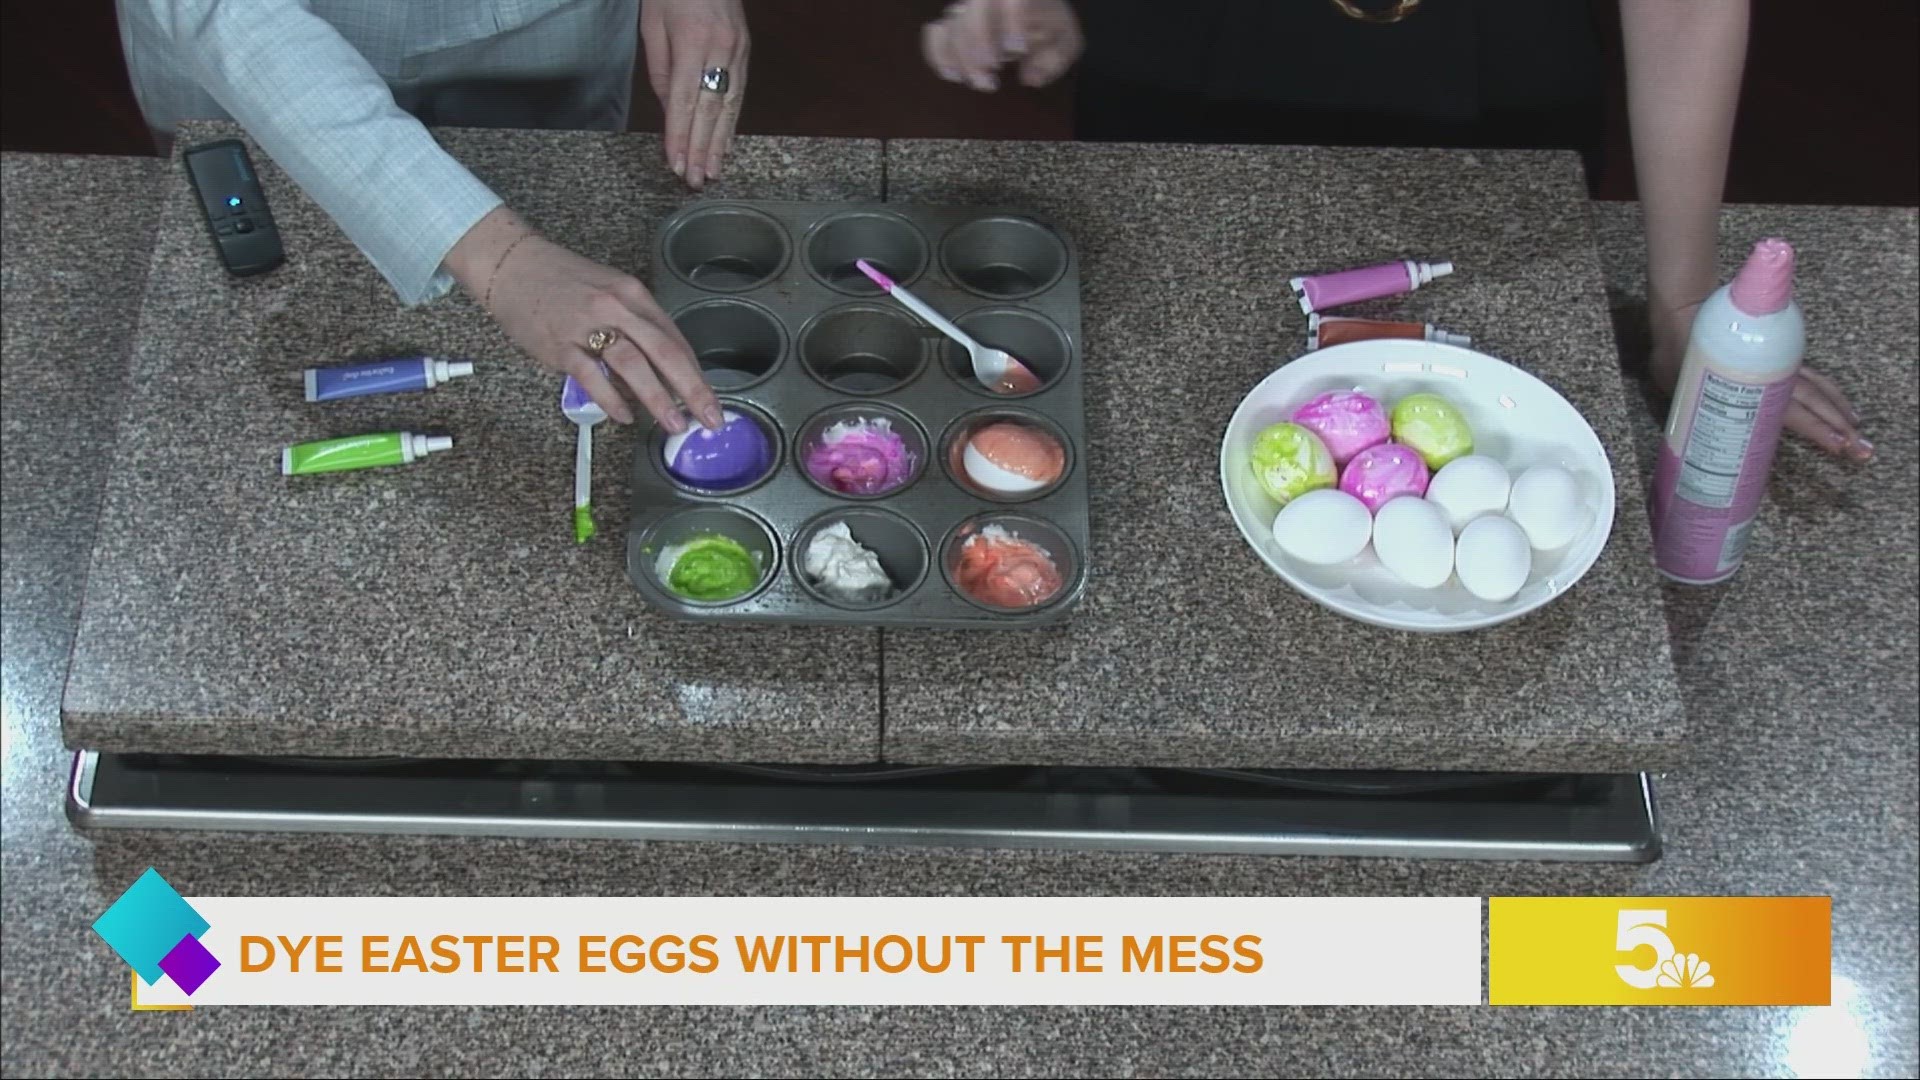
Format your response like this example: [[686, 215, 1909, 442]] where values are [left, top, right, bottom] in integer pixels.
[[1675, 371, 1766, 509]]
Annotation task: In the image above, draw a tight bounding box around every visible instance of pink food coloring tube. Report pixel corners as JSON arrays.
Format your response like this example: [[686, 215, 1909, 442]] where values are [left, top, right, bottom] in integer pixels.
[[1289, 259, 1454, 315]]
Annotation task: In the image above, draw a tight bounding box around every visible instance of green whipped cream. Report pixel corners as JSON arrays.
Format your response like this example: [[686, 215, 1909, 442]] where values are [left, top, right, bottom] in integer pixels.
[[658, 534, 762, 602]]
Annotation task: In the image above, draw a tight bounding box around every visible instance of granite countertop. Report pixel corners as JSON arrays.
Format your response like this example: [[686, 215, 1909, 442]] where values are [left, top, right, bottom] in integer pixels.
[[881, 141, 1681, 771], [55, 127, 1683, 772], [57, 122, 888, 763], [4, 151, 1914, 1077]]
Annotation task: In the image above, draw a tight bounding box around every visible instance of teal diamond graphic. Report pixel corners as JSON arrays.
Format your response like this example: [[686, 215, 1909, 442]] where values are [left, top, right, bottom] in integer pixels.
[[92, 868, 209, 984]]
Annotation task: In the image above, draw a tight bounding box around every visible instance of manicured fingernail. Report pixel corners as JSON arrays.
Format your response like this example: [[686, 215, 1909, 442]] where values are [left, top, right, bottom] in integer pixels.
[[664, 413, 685, 434], [689, 165, 704, 189], [672, 156, 685, 177], [939, 66, 962, 83], [1003, 32, 1027, 53], [1828, 431, 1848, 448], [970, 71, 997, 92], [1852, 437, 1874, 458], [701, 406, 725, 430]]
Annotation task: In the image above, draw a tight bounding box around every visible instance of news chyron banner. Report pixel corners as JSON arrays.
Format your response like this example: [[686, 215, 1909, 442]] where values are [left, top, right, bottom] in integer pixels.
[[95, 870, 1829, 1008]]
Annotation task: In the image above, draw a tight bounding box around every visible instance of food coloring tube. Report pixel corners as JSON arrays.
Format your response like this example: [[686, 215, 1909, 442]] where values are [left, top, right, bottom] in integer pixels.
[[1308, 315, 1471, 350], [1289, 259, 1453, 315], [282, 432, 453, 476], [304, 356, 473, 402]]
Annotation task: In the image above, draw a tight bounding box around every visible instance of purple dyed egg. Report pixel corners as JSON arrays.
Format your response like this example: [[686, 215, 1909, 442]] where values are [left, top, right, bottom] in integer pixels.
[[1339, 442, 1431, 513], [1290, 390, 1391, 466], [662, 409, 773, 490]]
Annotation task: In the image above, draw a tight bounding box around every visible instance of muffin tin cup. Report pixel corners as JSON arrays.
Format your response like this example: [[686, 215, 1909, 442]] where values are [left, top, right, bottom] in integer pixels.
[[631, 200, 1088, 627], [790, 507, 931, 611], [942, 307, 1073, 399], [633, 505, 781, 609], [942, 407, 1074, 504], [941, 512, 1083, 615], [648, 398, 785, 498], [663, 205, 791, 292], [805, 210, 930, 296], [799, 303, 932, 395], [673, 297, 786, 390], [940, 215, 1069, 300], [796, 402, 930, 501]]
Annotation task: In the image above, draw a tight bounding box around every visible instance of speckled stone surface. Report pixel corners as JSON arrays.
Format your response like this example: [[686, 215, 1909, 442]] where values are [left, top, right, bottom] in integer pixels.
[[56, 123, 886, 762], [1592, 201, 1919, 772], [880, 141, 1683, 771], [4, 152, 1913, 1078]]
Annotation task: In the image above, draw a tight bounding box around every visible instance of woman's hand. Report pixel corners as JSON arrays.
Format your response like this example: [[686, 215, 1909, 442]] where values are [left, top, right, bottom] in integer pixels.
[[922, 0, 1083, 91], [1652, 301, 1872, 462], [448, 207, 721, 434], [642, 0, 749, 190]]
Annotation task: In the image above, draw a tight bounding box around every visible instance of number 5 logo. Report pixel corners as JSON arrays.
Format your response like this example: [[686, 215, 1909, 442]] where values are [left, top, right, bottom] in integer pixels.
[[1615, 908, 1716, 989], [1614, 909, 1675, 988]]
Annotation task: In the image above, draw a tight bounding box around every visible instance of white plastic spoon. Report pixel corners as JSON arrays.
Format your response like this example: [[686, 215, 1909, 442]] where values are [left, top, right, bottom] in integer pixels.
[[560, 368, 607, 543], [856, 258, 1042, 394]]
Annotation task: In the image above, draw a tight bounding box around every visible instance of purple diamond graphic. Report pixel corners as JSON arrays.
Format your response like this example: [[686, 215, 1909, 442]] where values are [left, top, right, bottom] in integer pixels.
[[157, 933, 220, 995]]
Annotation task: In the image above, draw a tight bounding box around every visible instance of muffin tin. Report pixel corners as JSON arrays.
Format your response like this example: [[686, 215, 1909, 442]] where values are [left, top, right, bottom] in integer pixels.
[[626, 200, 1089, 627]]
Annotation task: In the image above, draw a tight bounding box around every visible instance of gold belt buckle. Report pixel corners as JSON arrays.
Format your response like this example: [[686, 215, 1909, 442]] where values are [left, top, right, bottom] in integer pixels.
[[1329, 0, 1423, 25]]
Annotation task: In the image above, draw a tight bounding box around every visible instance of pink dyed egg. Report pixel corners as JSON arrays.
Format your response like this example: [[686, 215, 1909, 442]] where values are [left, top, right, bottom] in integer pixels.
[[1290, 390, 1391, 465], [1339, 443, 1431, 513]]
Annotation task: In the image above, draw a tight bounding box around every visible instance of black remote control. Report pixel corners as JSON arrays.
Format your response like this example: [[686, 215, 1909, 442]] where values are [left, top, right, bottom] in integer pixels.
[[182, 138, 285, 277]]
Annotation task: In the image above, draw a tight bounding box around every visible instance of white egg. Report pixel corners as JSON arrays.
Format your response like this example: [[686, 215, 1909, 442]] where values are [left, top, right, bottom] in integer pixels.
[[1508, 465, 1586, 550], [1454, 515, 1533, 602], [1370, 497, 1454, 588], [963, 442, 1047, 494], [1271, 489, 1372, 565], [1425, 455, 1512, 533]]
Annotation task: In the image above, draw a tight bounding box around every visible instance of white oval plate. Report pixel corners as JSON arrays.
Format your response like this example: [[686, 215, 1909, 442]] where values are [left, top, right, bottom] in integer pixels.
[[1219, 339, 1617, 633]]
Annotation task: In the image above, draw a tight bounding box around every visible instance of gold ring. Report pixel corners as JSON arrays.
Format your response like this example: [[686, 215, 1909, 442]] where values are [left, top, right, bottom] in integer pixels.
[[585, 328, 621, 356]]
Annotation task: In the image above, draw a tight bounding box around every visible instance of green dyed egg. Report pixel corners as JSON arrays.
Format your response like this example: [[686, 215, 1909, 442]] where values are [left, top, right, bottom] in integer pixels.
[[1390, 393, 1474, 470], [1248, 422, 1337, 506]]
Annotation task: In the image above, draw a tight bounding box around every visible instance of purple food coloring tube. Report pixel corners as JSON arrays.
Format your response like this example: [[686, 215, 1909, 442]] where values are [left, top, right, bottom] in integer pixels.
[[305, 355, 474, 402]]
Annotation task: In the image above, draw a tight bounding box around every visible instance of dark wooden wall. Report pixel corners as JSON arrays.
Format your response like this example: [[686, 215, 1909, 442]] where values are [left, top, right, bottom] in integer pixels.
[[3, 1, 1913, 205]]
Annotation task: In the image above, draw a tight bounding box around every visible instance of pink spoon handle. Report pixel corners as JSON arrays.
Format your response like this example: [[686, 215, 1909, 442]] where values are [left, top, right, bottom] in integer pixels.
[[857, 259, 973, 349], [855, 258, 897, 292]]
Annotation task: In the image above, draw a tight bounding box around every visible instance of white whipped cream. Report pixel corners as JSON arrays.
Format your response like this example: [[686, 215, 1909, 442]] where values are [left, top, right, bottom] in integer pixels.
[[803, 521, 894, 603]]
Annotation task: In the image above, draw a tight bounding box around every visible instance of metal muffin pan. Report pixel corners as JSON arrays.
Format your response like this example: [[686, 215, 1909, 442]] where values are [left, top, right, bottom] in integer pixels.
[[627, 200, 1089, 627]]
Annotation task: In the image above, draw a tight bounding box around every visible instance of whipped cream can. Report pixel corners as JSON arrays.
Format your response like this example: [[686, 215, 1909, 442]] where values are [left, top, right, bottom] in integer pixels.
[[1649, 238, 1804, 584]]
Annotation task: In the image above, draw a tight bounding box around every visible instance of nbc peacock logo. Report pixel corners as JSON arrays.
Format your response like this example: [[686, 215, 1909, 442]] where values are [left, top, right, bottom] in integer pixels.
[[1655, 951, 1715, 989], [1614, 908, 1715, 990]]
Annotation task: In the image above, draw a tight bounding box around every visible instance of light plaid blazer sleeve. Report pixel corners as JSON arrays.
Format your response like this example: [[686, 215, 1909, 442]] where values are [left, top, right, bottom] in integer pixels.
[[132, 0, 504, 305]]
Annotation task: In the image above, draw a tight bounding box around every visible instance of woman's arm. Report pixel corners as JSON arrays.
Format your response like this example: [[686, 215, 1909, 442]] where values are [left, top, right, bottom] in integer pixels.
[[137, 0, 719, 431], [1620, 0, 1745, 342], [136, 0, 502, 307], [1620, 0, 1869, 459]]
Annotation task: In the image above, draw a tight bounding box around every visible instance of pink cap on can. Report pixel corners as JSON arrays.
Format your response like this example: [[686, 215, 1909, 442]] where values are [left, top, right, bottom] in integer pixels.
[[1728, 237, 1795, 316]]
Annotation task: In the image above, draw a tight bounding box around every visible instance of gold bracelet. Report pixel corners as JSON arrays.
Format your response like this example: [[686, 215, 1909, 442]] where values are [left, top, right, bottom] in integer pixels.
[[482, 228, 536, 312], [1328, 0, 1421, 24]]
